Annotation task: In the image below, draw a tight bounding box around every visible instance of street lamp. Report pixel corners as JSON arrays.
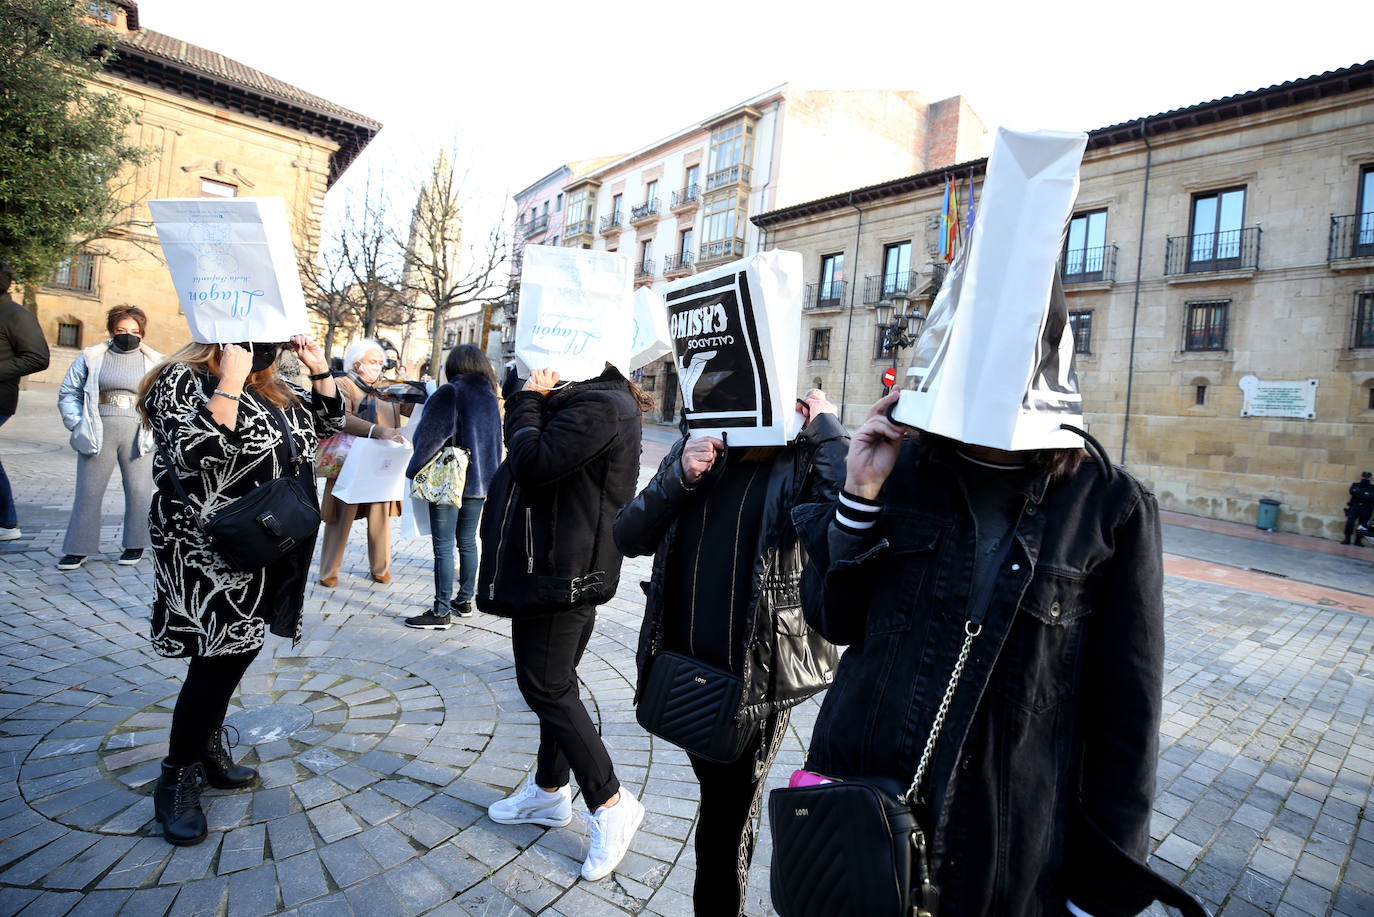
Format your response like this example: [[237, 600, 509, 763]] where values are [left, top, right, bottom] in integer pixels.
[[875, 291, 926, 393]]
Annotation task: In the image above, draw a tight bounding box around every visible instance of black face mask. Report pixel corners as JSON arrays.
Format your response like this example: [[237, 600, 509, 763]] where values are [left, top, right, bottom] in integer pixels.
[[250, 343, 283, 373], [111, 333, 141, 353]]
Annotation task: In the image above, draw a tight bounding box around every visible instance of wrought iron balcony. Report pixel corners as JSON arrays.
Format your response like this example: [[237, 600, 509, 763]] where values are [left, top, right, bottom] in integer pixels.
[[599, 212, 623, 235], [635, 260, 655, 281], [1061, 243, 1118, 284], [664, 253, 694, 276], [522, 213, 549, 237], [925, 263, 946, 299], [805, 280, 847, 310], [631, 199, 660, 224], [705, 164, 752, 192], [862, 271, 920, 304], [1164, 226, 1261, 275], [671, 184, 700, 210], [1329, 213, 1374, 261], [700, 237, 746, 264]]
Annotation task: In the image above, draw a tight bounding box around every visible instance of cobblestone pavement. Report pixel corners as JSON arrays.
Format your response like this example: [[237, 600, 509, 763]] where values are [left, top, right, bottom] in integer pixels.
[[3, 393, 1374, 916]]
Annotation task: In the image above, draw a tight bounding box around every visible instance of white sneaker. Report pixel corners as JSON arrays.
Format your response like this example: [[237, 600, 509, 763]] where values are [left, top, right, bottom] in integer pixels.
[[580, 788, 644, 881], [487, 773, 572, 827], [0, 527, 19, 542]]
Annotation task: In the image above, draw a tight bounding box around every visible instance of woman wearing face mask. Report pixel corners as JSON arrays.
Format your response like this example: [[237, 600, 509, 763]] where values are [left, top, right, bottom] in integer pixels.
[[316, 338, 412, 586], [137, 334, 342, 845], [56, 306, 164, 570]]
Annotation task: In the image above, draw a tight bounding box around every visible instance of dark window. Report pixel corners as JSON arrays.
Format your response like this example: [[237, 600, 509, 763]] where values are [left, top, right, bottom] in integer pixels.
[[1369, 386, 1374, 411], [882, 242, 912, 296], [679, 228, 693, 259], [1184, 300, 1229, 351], [642, 374, 656, 391], [1068, 310, 1093, 354], [610, 194, 622, 220], [444, 330, 456, 347], [874, 328, 896, 360], [1359, 166, 1374, 251], [810, 328, 831, 362], [1189, 188, 1246, 270], [819, 253, 844, 304], [1195, 385, 1207, 406], [57, 322, 81, 348], [1064, 210, 1108, 280], [50, 253, 97, 293], [555, 193, 563, 212], [1355, 290, 1374, 349]]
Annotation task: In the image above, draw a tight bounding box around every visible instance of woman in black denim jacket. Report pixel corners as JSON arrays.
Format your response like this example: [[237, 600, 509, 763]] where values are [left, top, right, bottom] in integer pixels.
[[792, 391, 1204, 917]]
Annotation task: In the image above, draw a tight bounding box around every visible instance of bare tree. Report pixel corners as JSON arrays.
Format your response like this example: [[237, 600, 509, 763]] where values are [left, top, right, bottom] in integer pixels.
[[339, 175, 405, 340], [398, 151, 510, 376], [296, 231, 356, 360]]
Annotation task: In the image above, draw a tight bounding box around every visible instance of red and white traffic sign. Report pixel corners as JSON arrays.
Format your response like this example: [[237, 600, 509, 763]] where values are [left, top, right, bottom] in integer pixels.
[[881, 367, 897, 387]]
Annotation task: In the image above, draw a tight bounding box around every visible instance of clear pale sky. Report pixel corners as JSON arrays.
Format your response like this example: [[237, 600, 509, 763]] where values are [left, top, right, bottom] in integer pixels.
[[132, 0, 1373, 242]]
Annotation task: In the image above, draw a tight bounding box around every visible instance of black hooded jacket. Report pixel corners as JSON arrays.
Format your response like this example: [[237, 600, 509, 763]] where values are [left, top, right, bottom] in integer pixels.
[[476, 366, 642, 615]]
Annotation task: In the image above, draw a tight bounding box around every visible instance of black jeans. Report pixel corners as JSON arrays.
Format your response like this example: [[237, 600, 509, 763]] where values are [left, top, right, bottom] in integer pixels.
[[1346, 505, 1372, 543], [687, 709, 790, 917], [167, 648, 261, 766], [510, 605, 619, 810]]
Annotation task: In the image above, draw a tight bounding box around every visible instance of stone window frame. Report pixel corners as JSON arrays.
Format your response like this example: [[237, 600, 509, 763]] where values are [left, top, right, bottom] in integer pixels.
[[1068, 309, 1093, 355], [1183, 299, 1230, 352], [1352, 289, 1374, 349], [809, 327, 831, 363]]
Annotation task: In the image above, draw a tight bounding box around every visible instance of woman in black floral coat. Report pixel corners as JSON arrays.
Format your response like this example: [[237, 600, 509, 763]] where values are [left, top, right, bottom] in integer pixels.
[[137, 335, 342, 845]]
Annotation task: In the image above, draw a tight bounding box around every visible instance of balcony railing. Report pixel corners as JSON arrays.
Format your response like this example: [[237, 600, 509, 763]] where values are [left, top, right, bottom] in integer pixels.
[[671, 184, 700, 210], [705, 164, 752, 191], [925, 263, 946, 298], [1329, 213, 1374, 261], [1062, 243, 1118, 284], [700, 237, 746, 263], [805, 280, 847, 310], [862, 271, 920, 304], [1165, 226, 1261, 275], [631, 199, 660, 223], [599, 212, 623, 234], [635, 260, 655, 281], [522, 214, 549, 237], [664, 253, 694, 275]]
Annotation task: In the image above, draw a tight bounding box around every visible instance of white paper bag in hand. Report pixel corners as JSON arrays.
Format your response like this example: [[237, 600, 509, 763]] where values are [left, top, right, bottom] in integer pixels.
[[515, 246, 634, 381], [893, 127, 1087, 452], [661, 250, 803, 447], [149, 197, 310, 344], [332, 438, 414, 505], [629, 287, 673, 370]]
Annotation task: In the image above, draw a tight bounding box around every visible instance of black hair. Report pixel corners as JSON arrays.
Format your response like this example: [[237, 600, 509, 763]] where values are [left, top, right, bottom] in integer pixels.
[[444, 345, 498, 393]]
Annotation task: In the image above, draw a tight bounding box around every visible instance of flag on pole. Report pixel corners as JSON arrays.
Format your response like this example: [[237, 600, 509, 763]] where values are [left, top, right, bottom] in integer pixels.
[[965, 171, 977, 239], [940, 178, 960, 263], [938, 179, 952, 261]]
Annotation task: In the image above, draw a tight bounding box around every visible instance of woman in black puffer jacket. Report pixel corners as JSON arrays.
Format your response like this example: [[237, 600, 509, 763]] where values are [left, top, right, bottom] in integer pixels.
[[476, 363, 652, 883], [612, 392, 848, 917]]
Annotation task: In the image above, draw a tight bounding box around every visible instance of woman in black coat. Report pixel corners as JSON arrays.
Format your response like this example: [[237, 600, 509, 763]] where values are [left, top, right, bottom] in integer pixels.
[[403, 345, 503, 629], [476, 364, 651, 883], [137, 336, 342, 846], [613, 392, 847, 917]]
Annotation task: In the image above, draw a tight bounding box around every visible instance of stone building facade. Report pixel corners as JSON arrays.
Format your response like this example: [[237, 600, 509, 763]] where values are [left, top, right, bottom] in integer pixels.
[[753, 61, 1374, 537], [31, 1, 379, 382], [513, 85, 986, 421]]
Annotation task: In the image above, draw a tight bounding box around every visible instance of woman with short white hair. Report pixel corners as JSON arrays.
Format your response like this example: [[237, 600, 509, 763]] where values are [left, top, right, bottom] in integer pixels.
[[317, 338, 411, 586]]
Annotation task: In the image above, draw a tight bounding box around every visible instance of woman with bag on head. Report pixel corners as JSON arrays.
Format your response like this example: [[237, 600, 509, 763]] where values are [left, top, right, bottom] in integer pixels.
[[55, 306, 163, 570], [137, 335, 342, 846], [403, 345, 503, 629], [316, 338, 412, 586], [477, 363, 649, 883], [613, 391, 847, 917]]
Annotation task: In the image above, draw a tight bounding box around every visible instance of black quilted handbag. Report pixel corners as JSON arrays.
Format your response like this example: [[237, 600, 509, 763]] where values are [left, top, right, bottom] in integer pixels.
[[635, 651, 759, 764]]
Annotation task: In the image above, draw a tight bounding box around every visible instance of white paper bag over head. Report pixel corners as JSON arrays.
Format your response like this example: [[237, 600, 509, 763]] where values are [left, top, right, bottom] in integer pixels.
[[629, 287, 673, 371], [893, 127, 1088, 451], [149, 197, 310, 344], [662, 250, 803, 447], [515, 246, 634, 382]]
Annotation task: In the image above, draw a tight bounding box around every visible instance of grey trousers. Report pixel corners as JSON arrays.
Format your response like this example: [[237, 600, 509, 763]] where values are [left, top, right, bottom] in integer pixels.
[[62, 415, 153, 555]]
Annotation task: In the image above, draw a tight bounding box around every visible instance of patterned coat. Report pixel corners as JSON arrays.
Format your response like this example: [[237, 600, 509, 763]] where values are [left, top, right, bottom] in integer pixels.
[[145, 362, 344, 658]]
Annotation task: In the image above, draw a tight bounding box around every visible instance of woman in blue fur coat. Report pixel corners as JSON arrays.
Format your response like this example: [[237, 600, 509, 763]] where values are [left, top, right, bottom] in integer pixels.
[[404, 345, 503, 628]]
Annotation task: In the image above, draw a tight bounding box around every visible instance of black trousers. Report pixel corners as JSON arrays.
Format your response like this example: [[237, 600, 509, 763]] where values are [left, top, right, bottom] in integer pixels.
[[167, 648, 260, 766], [510, 605, 620, 810], [1345, 504, 1372, 543], [687, 708, 790, 917]]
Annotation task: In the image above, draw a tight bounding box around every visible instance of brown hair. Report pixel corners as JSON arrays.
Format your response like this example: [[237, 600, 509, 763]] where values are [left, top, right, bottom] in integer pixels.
[[137, 342, 298, 427], [106, 305, 147, 336]]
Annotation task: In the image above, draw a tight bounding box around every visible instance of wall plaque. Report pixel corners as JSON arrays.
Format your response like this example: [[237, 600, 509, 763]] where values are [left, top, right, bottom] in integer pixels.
[[1238, 375, 1317, 419]]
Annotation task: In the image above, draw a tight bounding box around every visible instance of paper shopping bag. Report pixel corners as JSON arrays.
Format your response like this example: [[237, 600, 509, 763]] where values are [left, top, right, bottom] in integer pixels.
[[399, 381, 436, 538], [332, 438, 414, 504], [661, 250, 803, 447], [515, 246, 634, 381], [149, 197, 310, 344], [630, 287, 673, 370], [893, 127, 1087, 451]]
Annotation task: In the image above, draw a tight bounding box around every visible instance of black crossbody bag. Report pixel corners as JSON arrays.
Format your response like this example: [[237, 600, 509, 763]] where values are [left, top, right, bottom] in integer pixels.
[[636, 650, 758, 763], [157, 397, 321, 572], [767, 522, 1016, 917]]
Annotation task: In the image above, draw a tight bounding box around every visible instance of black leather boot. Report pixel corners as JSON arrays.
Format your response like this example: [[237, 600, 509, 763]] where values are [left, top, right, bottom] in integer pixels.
[[201, 726, 258, 789], [153, 760, 207, 846]]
